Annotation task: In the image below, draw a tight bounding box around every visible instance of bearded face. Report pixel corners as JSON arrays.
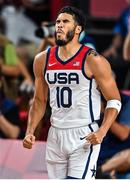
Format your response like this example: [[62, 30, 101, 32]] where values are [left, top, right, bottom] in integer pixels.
[[55, 13, 80, 46], [55, 27, 76, 46]]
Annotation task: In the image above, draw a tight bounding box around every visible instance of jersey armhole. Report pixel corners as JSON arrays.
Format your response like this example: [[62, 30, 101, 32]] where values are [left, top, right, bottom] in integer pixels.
[[82, 48, 93, 80]]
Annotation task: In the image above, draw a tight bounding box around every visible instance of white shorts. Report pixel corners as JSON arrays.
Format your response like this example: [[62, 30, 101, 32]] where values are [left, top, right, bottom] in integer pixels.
[[46, 122, 101, 179]]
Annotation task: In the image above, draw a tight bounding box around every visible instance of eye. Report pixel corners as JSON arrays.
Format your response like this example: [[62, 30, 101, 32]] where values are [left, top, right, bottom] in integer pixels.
[[63, 19, 69, 23], [56, 20, 60, 24]]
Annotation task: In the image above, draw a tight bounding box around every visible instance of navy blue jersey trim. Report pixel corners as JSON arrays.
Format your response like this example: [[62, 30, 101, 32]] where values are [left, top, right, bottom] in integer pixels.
[[82, 125, 94, 179], [66, 176, 80, 179], [89, 79, 95, 123], [82, 48, 93, 80], [55, 44, 84, 65], [44, 48, 51, 76], [88, 124, 94, 132]]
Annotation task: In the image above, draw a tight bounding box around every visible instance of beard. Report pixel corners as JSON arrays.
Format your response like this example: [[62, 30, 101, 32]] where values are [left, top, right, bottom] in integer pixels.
[[55, 28, 75, 46]]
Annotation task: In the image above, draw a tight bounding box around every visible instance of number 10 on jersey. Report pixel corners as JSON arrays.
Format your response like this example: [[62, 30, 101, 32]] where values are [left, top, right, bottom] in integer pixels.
[[56, 86, 72, 108]]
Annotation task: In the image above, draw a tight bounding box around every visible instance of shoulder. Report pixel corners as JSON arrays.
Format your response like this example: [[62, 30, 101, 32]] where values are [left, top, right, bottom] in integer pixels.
[[33, 50, 48, 77], [87, 49, 110, 66], [35, 49, 48, 62], [86, 49, 111, 76]]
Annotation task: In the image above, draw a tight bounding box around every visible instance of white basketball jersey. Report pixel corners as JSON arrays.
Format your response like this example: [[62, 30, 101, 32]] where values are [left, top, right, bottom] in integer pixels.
[[44, 45, 101, 128]]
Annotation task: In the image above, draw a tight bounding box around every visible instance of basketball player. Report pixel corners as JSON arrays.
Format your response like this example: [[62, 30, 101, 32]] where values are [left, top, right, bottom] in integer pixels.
[[23, 6, 121, 179]]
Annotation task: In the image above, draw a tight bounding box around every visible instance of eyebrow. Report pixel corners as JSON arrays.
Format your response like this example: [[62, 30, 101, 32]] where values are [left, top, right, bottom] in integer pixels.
[[56, 19, 71, 23]]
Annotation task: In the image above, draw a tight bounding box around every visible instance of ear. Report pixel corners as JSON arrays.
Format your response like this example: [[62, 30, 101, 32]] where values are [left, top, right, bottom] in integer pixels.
[[75, 25, 82, 34]]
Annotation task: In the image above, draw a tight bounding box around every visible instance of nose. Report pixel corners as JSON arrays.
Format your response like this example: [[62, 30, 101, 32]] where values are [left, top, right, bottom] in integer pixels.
[[57, 21, 63, 28]]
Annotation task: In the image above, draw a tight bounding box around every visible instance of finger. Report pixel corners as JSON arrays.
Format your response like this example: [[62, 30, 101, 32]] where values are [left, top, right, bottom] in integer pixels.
[[23, 143, 32, 149], [23, 140, 33, 149], [90, 138, 101, 145], [86, 134, 100, 144], [25, 135, 35, 144], [86, 133, 94, 141], [23, 138, 33, 147], [85, 133, 93, 139], [24, 138, 33, 145], [30, 136, 35, 144]]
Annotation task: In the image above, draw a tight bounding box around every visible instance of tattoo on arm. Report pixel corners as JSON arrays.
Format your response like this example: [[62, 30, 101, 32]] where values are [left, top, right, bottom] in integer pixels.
[[88, 50, 99, 56]]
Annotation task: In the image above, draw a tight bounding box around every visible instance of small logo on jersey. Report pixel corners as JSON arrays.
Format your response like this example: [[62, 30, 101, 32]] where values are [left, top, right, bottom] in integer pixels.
[[91, 165, 96, 177], [73, 61, 80, 66], [48, 62, 57, 67]]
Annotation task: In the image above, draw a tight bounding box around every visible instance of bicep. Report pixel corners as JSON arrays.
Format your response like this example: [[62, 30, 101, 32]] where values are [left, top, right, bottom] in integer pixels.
[[96, 68, 119, 100], [88, 54, 120, 101]]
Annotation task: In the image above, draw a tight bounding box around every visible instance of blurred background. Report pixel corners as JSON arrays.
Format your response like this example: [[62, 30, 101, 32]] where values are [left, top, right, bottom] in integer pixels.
[[0, 0, 130, 179]]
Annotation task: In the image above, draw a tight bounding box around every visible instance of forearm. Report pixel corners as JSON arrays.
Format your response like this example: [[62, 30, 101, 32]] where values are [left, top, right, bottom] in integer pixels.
[[26, 98, 47, 135], [123, 32, 130, 60], [86, 108, 119, 144], [0, 115, 20, 138], [99, 108, 118, 136]]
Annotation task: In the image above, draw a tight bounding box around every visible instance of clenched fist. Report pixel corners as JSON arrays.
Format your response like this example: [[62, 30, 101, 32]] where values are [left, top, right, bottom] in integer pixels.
[[23, 134, 35, 149], [86, 130, 105, 145]]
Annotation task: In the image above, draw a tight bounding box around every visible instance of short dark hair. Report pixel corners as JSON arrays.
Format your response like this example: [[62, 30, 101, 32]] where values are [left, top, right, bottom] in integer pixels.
[[57, 6, 86, 31]]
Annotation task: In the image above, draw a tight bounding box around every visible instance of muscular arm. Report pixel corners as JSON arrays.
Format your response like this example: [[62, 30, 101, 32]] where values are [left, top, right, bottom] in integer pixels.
[[23, 51, 48, 149], [26, 51, 48, 135], [86, 50, 121, 144]]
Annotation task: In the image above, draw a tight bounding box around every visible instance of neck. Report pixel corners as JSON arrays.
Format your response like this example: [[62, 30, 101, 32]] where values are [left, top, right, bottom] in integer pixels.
[[58, 41, 82, 61]]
